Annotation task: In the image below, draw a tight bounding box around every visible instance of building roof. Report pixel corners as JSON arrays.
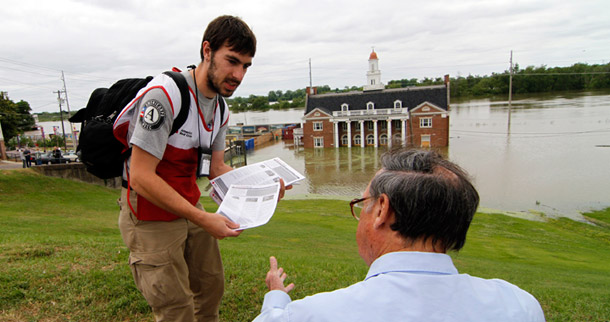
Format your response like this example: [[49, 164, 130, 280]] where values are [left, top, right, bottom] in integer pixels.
[[369, 51, 378, 60], [305, 85, 448, 115]]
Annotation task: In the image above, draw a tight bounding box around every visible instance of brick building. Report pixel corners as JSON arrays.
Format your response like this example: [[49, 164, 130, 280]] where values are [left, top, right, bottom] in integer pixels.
[[302, 50, 450, 148]]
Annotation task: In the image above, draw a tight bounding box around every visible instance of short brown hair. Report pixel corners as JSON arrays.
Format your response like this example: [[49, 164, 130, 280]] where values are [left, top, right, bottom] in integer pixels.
[[200, 15, 257, 61]]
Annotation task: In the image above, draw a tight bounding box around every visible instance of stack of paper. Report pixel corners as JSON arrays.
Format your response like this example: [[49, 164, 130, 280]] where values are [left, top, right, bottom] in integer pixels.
[[210, 158, 304, 229]]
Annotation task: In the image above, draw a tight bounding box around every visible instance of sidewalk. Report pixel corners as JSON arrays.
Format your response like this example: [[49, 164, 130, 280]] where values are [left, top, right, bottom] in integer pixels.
[[0, 160, 24, 170]]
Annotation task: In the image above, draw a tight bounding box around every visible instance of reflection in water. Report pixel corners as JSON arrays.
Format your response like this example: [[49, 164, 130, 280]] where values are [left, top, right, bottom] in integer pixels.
[[222, 92, 610, 220], [448, 92, 610, 220], [246, 142, 388, 200]]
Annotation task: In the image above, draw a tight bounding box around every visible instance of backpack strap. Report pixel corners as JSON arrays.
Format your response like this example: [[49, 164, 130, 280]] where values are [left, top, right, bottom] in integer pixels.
[[218, 95, 226, 125], [120, 71, 189, 177], [162, 71, 190, 135]]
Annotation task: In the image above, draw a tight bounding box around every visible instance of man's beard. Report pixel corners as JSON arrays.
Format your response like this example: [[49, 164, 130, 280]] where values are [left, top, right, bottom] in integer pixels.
[[207, 53, 240, 97]]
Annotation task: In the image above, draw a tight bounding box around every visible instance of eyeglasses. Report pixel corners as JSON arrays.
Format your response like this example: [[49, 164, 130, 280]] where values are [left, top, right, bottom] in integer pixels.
[[349, 196, 371, 220]]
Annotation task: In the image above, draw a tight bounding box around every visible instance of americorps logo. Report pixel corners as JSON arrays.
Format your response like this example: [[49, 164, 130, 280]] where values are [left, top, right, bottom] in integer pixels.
[[139, 99, 166, 131]]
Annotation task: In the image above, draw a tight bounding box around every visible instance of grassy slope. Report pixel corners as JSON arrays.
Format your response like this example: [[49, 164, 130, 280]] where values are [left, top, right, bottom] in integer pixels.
[[1, 170, 609, 321]]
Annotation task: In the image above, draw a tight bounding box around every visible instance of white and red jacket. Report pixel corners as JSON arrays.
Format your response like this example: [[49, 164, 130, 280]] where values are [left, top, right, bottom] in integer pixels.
[[113, 72, 228, 221]]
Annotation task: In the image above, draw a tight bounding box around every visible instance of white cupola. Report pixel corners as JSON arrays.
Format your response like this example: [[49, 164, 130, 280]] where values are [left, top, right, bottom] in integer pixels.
[[364, 48, 384, 91]]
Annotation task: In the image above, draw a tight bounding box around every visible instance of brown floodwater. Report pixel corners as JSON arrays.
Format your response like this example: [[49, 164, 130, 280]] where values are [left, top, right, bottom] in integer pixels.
[[222, 91, 610, 220]]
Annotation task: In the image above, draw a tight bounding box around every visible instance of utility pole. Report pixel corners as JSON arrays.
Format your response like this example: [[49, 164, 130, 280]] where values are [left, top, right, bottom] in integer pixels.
[[309, 58, 313, 90], [508, 50, 513, 133], [54, 90, 68, 151], [61, 71, 77, 149]]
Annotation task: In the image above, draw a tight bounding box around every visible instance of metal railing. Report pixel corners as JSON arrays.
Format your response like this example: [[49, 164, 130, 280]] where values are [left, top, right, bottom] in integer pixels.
[[333, 108, 407, 117]]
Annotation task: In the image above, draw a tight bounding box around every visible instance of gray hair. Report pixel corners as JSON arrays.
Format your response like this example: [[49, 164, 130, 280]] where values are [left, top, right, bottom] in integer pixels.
[[368, 149, 479, 252]]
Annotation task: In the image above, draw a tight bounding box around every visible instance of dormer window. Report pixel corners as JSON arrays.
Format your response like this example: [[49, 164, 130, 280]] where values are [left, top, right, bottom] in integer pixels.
[[394, 100, 402, 109], [341, 103, 349, 111], [366, 102, 375, 110]]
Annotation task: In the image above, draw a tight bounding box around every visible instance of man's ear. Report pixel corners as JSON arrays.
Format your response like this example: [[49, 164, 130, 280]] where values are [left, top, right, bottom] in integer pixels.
[[373, 194, 393, 229], [202, 41, 212, 61]]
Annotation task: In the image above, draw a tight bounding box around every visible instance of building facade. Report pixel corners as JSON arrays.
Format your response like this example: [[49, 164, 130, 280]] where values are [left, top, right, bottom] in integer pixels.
[[302, 50, 450, 148]]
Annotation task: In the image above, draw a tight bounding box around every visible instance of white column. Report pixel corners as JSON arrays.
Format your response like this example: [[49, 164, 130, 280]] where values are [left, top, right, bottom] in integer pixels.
[[361, 147, 365, 170], [347, 120, 352, 148], [401, 119, 407, 147], [333, 121, 339, 148], [387, 119, 392, 148], [373, 120, 378, 148], [335, 146, 340, 170], [360, 121, 365, 148], [348, 148, 353, 171]]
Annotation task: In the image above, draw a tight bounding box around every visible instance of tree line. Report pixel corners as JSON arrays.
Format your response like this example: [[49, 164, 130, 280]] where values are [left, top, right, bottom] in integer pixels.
[[4, 62, 609, 145], [230, 62, 610, 112], [388, 62, 610, 97]]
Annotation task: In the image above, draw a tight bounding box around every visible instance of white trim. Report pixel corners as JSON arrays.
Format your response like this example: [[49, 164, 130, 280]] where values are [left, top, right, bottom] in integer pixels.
[[304, 107, 332, 118], [314, 137, 324, 148], [411, 102, 446, 114], [420, 117, 432, 128]]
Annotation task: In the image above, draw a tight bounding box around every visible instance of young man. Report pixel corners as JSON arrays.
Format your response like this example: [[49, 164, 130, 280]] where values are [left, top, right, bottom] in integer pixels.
[[254, 149, 545, 322], [116, 16, 277, 322]]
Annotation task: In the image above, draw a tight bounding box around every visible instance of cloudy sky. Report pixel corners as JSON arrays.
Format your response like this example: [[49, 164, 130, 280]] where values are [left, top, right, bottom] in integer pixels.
[[1, 0, 608, 113]]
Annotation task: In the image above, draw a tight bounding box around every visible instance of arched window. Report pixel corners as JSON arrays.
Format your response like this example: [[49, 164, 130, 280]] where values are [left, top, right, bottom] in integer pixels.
[[366, 134, 375, 145], [366, 102, 375, 110], [341, 135, 348, 146], [379, 134, 388, 145], [341, 103, 349, 111], [354, 135, 361, 145], [394, 100, 402, 109]]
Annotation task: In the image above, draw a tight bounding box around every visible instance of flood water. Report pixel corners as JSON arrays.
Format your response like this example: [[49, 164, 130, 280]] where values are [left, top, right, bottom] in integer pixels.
[[228, 91, 610, 220]]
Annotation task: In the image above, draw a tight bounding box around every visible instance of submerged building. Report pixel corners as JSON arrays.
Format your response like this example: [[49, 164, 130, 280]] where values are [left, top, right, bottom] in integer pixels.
[[302, 50, 450, 148]]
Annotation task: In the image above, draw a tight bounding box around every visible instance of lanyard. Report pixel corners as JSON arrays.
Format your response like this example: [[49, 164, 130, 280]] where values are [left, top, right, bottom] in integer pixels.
[[192, 69, 216, 148]]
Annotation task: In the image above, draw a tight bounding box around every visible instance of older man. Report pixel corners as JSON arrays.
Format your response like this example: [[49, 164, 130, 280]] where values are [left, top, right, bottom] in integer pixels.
[[253, 148, 545, 321]]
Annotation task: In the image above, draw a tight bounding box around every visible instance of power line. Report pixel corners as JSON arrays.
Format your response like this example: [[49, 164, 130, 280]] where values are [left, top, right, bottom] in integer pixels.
[[515, 72, 610, 76], [451, 127, 610, 136], [477, 71, 610, 78], [0, 56, 114, 82]]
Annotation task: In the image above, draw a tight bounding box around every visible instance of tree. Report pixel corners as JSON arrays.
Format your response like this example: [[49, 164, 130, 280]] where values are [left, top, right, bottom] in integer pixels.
[[268, 90, 278, 102], [1, 93, 35, 142], [250, 95, 269, 111]]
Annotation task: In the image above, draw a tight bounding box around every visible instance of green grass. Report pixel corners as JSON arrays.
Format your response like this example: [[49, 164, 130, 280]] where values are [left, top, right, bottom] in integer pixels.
[[1, 169, 609, 321]]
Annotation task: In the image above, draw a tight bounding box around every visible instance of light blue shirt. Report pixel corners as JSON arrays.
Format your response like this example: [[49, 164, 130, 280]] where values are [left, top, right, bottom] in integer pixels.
[[253, 252, 545, 322]]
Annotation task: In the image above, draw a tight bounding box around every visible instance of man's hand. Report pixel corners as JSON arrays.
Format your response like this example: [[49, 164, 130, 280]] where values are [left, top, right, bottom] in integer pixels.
[[265, 256, 295, 293], [193, 212, 242, 239], [278, 179, 293, 201]]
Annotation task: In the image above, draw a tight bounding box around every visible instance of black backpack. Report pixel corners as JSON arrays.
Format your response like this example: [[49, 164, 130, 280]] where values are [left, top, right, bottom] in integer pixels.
[[70, 71, 191, 179]]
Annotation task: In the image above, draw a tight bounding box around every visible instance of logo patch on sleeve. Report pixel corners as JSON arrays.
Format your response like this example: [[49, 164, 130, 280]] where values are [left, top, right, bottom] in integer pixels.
[[139, 99, 166, 131]]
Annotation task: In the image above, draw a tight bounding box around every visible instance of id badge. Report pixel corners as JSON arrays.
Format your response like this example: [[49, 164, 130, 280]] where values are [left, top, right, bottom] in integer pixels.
[[197, 147, 213, 178]]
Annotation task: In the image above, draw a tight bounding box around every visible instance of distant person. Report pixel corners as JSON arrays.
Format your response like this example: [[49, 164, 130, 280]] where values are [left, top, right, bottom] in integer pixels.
[[52, 146, 61, 159], [19, 148, 25, 168], [24, 148, 31, 167], [253, 148, 545, 322]]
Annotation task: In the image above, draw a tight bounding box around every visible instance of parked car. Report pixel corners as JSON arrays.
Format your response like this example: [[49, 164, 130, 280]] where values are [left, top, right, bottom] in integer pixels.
[[39, 151, 69, 164], [64, 152, 79, 162]]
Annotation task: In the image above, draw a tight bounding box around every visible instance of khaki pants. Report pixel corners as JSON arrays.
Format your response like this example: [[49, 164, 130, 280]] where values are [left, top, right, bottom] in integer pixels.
[[118, 188, 224, 322]]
